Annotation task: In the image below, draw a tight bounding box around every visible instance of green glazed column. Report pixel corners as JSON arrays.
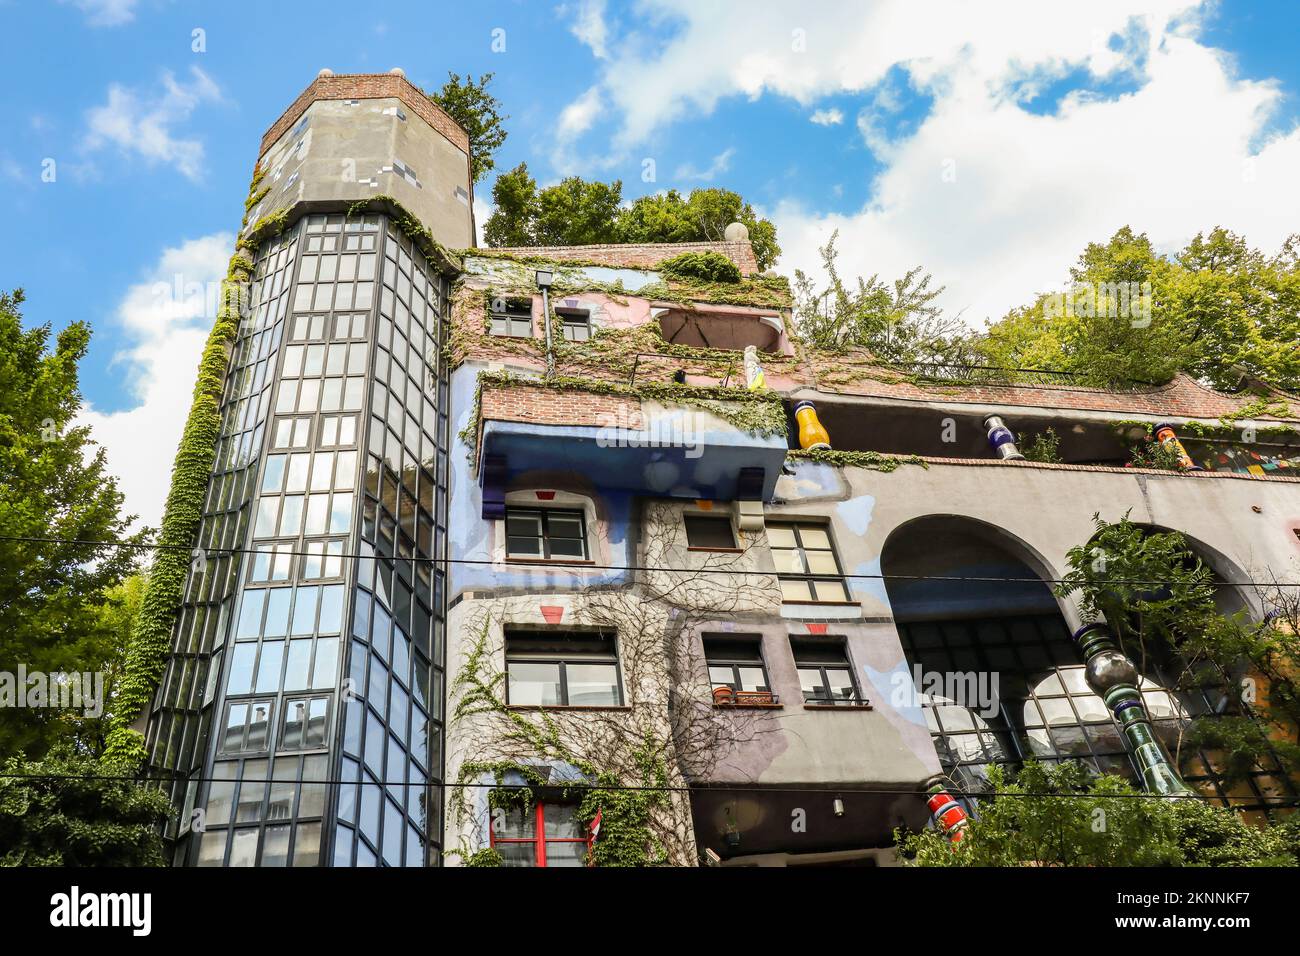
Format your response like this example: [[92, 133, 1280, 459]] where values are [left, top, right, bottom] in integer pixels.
[[1072, 622, 1194, 796]]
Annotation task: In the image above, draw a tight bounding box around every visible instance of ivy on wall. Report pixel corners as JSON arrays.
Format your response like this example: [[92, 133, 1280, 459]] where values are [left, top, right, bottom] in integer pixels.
[[448, 623, 672, 867], [103, 169, 271, 768]]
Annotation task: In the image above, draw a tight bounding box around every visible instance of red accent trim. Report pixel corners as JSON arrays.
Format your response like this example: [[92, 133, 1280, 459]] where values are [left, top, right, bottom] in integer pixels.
[[539, 605, 564, 624], [806, 623, 829, 635], [535, 490, 556, 500]]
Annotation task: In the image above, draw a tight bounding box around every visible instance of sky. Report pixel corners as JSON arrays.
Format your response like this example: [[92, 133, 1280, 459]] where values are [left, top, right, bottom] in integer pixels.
[[4, 0, 1300, 530]]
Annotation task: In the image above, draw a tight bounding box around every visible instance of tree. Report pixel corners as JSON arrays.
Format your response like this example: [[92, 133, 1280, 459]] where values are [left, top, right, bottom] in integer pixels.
[[793, 230, 973, 363], [0, 290, 144, 759], [896, 761, 1300, 866], [533, 176, 624, 246], [976, 225, 1300, 389], [0, 745, 170, 866], [428, 72, 508, 184], [481, 162, 537, 247], [618, 188, 781, 271], [482, 177, 782, 269], [482, 164, 623, 247]]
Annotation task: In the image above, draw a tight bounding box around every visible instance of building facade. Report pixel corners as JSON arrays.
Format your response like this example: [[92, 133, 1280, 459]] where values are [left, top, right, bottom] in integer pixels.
[[148, 70, 1300, 867]]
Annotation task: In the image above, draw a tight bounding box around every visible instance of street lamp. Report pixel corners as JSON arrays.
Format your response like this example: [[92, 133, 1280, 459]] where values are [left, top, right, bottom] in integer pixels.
[[536, 269, 555, 380]]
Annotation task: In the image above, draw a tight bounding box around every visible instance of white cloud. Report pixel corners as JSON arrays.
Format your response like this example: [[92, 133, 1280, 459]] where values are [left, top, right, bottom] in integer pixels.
[[59, 0, 138, 27], [675, 147, 735, 181], [809, 108, 844, 126], [80, 233, 233, 531], [562, 0, 609, 59], [556, 1, 1300, 325], [83, 67, 221, 181]]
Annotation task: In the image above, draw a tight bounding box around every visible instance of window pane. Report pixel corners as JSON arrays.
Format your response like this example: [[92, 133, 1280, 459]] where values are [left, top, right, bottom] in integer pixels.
[[708, 665, 736, 689], [805, 551, 840, 575], [779, 578, 813, 602], [766, 525, 797, 548], [508, 662, 562, 706], [497, 843, 536, 867], [565, 663, 620, 706], [811, 578, 851, 602], [825, 668, 856, 700], [544, 803, 581, 837], [685, 515, 736, 549], [545, 841, 587, 867], [738, 666, 769, 692], [799, 667, 828, 701], [798, 527, 833, 550]]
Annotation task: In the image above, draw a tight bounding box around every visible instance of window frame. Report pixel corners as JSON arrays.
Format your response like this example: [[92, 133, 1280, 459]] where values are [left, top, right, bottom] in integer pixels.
[[703, 636, 771, 695], [487, 799, 591, 867], [768, 520, 852, 603], [489, 298, 535, 338], [504, 507, 590, 561], [504, 629, 623, 708], [556, 307, 591, 342], [790, 637, 864, 706], [684, 514, 739, 552]]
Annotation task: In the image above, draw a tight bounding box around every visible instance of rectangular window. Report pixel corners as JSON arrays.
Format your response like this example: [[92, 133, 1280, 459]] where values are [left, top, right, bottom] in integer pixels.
[[768, 521, 850, 603], [505, 630, 621, 706], [489, 801, 589, 867], [220, 698, 275, 754], [280, 696, 331, 751], [489, 299, 533, 338], [790, 637, 861, 705], [703, 636, 774, 704], [505, 507, 588, 560], [557, 308, 590, 342], [685, 514, 737, 550]]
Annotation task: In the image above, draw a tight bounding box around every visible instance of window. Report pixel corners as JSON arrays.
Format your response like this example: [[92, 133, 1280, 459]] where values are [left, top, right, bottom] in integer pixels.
[[280, 696, 331, 751], [489, 801, 589, 867], [558, 308, 591, 342], [685, 514, 737, 550], [505, 507, 588, 560], [791, 637, 861, 705], [768, 521, 850, 602], [505, 630, 621, 706], [703, 636, 773, 702], [220, 699, 275, 753], [489, 299, 533, 338]]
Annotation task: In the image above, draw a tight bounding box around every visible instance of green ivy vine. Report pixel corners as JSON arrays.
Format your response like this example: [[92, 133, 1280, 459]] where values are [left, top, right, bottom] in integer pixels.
[[448, 624, 671, 867]]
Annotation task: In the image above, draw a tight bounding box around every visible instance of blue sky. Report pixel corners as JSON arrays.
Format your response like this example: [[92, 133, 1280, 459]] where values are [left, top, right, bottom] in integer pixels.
[[4, 1, 1300, 526]]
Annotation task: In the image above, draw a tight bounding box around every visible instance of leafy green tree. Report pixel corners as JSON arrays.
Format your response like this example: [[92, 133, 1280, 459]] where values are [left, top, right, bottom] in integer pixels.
[[0, 290, 144, 759], [793, 230, 972, 363], [0, 745, 170, 866], [977, 225, 1300, 389], [618, 188, 781, 271], [482, 162, 538, 247], [428, 72, 508, 184], [1169, 228, 1300, 391], [483, 176, 781, 269], [1057, 514, 1300, 785], [533, 176, 624, 246], [482, 165, 623, 246], [897, 762, 1298, 866]]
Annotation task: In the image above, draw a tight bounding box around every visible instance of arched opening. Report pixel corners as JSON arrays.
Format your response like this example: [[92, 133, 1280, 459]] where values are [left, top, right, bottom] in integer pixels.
[[883, 516, 1137, 794], [1101, 525, 1296, 815]]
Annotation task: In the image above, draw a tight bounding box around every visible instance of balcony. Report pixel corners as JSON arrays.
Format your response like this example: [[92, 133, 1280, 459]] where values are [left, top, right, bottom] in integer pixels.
[[472, 374, 789, 518]]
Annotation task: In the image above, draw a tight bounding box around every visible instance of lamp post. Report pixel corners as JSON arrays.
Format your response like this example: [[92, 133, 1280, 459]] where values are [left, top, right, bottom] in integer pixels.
[[536, 269, 555, 381]]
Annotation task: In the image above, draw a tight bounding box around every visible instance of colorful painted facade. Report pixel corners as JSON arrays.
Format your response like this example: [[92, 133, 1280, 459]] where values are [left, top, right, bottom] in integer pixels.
[[148, 71, 1300, 868]]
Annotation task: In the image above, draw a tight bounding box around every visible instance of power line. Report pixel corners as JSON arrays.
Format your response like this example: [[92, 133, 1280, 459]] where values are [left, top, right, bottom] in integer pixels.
[[3, 535, 1295, 589], [0, 771, 1291, 805]]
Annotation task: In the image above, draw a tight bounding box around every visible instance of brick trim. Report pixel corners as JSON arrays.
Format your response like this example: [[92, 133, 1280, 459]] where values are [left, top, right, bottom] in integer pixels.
[[258, 72, 469, 159]]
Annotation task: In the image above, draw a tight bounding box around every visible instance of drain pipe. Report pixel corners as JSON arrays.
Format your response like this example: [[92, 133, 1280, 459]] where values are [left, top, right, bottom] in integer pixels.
[[983, 414, 1025, 461], [536, 268, 555, 382]]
